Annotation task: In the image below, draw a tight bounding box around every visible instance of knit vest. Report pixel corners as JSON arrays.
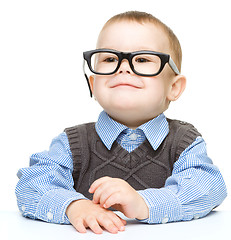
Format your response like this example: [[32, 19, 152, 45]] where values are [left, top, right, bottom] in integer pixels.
[[65, 119, 201, 200]]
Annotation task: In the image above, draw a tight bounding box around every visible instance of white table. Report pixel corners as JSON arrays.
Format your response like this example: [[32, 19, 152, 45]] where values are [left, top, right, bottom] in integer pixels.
[[0, 211, 230, 240]]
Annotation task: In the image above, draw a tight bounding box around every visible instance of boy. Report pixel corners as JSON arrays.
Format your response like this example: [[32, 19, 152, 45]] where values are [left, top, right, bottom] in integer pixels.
[[16, 11, 227, 234]]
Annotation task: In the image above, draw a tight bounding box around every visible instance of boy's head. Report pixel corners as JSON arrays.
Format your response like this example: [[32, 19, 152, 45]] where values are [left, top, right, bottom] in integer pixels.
[[99, 11, 182, 72], [86, 11, 186, 129]]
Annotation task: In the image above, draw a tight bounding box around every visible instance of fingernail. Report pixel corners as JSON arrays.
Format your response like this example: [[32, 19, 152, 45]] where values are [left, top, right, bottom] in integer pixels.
[[120, 226, 125, 231], [112, 227, 118, 233]]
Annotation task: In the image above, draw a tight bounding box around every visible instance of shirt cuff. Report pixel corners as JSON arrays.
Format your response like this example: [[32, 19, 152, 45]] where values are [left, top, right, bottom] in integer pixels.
[[138, 188, 183, 224], [35, 189, 87, 224]]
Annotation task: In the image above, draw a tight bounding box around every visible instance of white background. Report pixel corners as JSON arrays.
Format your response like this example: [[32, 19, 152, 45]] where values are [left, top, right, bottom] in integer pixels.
[[0, 0, 230, 211]]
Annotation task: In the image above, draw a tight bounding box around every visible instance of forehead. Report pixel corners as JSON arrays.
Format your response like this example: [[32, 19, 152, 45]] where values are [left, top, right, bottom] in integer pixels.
[[97, 21, 171, 54]]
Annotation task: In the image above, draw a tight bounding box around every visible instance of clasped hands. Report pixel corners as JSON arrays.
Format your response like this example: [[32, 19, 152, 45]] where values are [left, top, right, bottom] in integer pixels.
[[66, 177, 149, 234]]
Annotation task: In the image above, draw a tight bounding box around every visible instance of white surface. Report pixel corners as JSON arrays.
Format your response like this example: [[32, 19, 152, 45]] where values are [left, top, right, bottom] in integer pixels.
[[1, 211, 230, 240]]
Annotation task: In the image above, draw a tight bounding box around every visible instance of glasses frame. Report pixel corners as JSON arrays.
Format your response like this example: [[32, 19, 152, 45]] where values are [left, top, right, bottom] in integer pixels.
[[83, 48, 180, 97]]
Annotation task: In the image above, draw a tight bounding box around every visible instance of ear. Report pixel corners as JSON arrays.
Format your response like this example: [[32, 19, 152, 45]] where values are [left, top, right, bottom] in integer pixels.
[[89, 75, 95, 96], [167, 75, 186, 101]]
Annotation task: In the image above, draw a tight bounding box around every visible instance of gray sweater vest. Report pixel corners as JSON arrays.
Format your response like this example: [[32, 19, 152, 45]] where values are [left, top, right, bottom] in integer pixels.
[[65, 119, 201, 200]]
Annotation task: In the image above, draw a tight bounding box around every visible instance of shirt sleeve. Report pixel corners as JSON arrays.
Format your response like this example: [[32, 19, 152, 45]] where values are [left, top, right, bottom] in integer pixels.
[[15, 132, 87, 224], [137, 136, 227, 224]]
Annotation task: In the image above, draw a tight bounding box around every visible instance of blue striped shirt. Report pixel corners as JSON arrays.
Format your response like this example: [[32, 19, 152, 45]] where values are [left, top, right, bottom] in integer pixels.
[[15, 111, 227, 224]]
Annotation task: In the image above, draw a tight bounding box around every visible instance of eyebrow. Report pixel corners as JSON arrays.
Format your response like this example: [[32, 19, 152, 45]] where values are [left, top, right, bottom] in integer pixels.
[[97, 46, 168, 54]]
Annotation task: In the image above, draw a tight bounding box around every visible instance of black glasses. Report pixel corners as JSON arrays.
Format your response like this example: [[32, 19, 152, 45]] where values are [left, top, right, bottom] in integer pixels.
[[83, 48, 180, 97]]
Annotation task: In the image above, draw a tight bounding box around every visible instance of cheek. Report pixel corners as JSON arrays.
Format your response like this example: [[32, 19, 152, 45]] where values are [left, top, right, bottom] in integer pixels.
[[146, 80, 166, 98], [92, 77, 112, 109], [92, 77, 105, 97], [143, 81, 170, 110]]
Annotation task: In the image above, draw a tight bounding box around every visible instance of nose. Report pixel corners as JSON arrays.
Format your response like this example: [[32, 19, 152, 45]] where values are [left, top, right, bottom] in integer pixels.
[[118, 59, 132, 74]]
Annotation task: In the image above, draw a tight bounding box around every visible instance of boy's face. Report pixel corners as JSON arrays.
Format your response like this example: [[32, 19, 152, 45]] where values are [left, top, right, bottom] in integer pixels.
[[90, 21, 184, 129]]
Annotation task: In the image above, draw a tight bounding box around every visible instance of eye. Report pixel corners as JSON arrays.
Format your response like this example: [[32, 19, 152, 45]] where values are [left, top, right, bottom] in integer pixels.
[[135, 57, 150, 63], [103, 57, 118, 63]]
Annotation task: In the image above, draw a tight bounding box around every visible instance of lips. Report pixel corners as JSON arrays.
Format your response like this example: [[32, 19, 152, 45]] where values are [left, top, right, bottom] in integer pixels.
[[111, 83, 140, 88], [108, 78, 143, 89]]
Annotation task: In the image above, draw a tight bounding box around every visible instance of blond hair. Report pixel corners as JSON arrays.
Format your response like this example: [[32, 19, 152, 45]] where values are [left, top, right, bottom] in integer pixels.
[[101, 11, 182, 72]]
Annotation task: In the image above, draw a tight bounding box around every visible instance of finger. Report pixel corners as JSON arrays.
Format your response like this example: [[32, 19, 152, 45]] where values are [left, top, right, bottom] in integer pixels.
[[89, 177, 111, 193], [104, 192, 121, 209], [107, 212, 126, 232], [92, 179, 114, 204], [93, 186, 115, 206], [72, 218, 87, 234], [97, 214, 119, 234], [92, 185, 105, 204], [86, 217, 103, 234]]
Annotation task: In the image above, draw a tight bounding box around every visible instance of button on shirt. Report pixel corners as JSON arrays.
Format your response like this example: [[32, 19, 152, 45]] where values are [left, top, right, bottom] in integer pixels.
[[15, 111, 227, 224]]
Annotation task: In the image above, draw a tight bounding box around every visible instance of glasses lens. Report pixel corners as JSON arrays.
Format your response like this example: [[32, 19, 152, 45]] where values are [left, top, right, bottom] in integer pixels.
[[90, 52, 119, 74], [132, 54, 161, 75]]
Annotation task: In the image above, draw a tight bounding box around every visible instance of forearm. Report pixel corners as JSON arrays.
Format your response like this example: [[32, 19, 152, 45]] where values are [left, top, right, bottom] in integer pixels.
[[139, 172, 226, 224], [137, 138, 227, 224], [15, 132, 88, 224], [16, 180, 87, 224]]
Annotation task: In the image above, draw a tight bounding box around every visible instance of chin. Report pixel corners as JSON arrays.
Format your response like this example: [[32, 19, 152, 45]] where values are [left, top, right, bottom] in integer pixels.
[[106, 107, 142, 123], [112, 100, 139, 113]]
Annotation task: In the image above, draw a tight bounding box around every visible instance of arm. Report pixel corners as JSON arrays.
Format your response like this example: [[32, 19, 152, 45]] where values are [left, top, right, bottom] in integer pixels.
[[15, 132, 126, 233], [138, 136, 227, 223], [89, 176, 149, 220], [15, 132, 87, 224], [90, 137, 227, 223]]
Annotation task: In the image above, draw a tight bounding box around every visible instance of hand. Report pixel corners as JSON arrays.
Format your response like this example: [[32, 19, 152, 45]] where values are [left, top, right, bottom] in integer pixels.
[[89, 177, 149, 220], [66, 199, 126, 234]]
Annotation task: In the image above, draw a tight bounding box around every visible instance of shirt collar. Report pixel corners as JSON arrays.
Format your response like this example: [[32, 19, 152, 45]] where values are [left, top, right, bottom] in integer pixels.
[[95, 111, 127, 150], [95, 111, 169, 151], [138, 113, 169, 150]]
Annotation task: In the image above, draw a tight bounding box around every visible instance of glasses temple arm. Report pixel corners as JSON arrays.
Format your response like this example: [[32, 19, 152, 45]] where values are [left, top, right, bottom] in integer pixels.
[[169, 57, 180, 75], [83, 60, 93, 97]]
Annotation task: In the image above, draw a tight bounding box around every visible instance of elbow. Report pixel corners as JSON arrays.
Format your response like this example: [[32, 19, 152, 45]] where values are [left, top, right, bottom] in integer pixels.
[[203, 165, 227, 209], [212, 174, 227, 207]]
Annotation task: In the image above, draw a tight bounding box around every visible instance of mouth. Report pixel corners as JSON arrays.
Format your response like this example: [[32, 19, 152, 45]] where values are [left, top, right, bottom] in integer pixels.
[[108, 78, 143, 89], [111, 83, 141, 89]]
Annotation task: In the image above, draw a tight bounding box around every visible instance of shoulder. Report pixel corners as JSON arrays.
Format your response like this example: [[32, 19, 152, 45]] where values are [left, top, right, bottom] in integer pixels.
[[64, 122, 96, 151], [167, 118, 201, 137], [64, 122, 95, 135], [166, 118, 202, 161]]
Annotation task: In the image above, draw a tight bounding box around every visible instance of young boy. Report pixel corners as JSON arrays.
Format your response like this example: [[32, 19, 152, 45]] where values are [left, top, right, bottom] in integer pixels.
[[16, 11, 227, 234]]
